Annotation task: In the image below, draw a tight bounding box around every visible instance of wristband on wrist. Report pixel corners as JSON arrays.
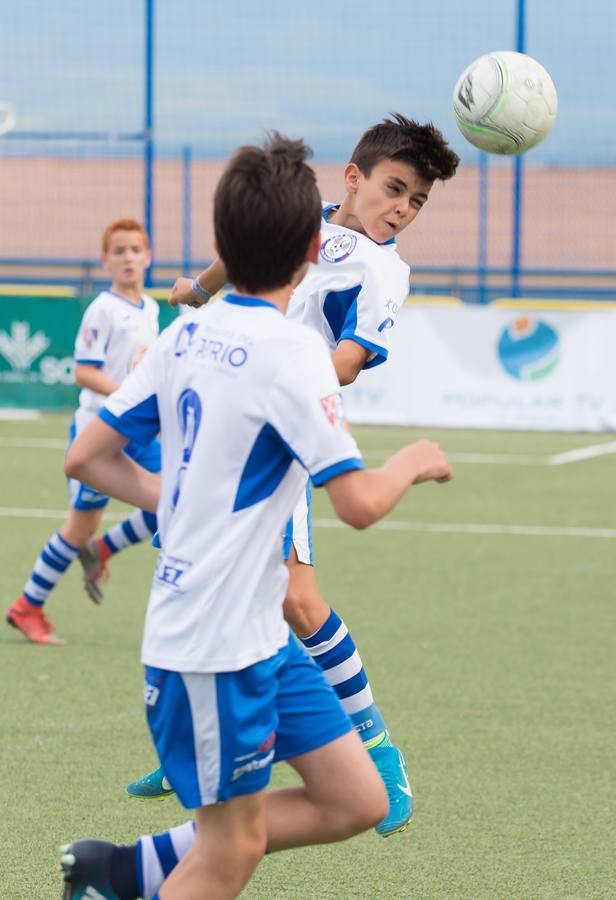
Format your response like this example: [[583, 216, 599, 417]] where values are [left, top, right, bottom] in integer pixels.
[[191, 277, 213, 304]]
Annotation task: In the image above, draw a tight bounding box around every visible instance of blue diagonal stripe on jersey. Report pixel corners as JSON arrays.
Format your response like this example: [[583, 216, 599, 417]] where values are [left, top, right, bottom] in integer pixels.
[[233, 423, 303, 512], [323, 286, 361, 343]]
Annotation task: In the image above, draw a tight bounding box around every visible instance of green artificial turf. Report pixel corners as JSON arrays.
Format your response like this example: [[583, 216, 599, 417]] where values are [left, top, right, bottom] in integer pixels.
[[1, 416, 615, 898]]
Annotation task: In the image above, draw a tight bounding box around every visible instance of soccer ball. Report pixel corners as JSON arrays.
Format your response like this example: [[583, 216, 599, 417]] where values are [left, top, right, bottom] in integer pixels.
[[452, 51, 557, 155]]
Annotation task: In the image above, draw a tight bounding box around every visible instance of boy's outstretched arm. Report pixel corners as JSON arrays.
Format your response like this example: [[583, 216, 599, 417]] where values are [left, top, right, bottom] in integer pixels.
[[169, 258, 227, 308], [331, 339, 371, 386], [325, 439, 452, 530], [64, 418, 161, 514]]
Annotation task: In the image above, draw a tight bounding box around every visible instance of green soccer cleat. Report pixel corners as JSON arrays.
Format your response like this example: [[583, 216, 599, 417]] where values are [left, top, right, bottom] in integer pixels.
[[126, 765, 175, 800], [60, 839, 120, 899], [368, 737, 414, 837]]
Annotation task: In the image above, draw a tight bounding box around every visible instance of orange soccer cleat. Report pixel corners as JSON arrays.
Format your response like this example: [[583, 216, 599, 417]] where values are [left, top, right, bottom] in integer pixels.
[[6, 595, 64, 645]]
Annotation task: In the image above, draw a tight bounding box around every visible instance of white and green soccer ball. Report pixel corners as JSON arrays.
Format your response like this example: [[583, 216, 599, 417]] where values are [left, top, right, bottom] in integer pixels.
[[453, 51, 557, 155]]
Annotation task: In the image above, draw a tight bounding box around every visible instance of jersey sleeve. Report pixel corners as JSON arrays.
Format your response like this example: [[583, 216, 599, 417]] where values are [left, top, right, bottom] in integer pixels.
[[98, 337, 162, 445], [268, 335, 364, 486], [339, 254, 405, 369], [74, 300, 112, 367]]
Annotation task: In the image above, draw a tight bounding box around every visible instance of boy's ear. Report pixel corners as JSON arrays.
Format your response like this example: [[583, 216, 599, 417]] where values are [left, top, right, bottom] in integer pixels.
[[343, 162, 361, 194], [306, 231, 321, 265]]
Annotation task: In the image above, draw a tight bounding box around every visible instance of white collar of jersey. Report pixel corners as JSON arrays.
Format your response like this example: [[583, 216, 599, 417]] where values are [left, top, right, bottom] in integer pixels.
[[223, 292, 281, 312], [322, 204, 396, 247], [108, 289, 145, 309]]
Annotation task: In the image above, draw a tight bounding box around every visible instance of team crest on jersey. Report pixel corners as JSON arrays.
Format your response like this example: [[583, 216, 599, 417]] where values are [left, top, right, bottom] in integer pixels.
[[82, 327, 99, 348], [320, 233, 357, 263], [320, 391, 347, 428]]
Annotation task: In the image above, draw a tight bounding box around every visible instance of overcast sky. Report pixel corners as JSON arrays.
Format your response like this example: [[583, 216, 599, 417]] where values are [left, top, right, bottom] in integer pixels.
[[1, 0, 615, 164]]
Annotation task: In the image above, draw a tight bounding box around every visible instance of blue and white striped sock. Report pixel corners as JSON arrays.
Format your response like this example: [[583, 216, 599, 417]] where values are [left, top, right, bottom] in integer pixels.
[[301, 608, 387, 745], [137, 821, 195, 899], [23, 531, 79, 607], [101, 510, 157, 556]]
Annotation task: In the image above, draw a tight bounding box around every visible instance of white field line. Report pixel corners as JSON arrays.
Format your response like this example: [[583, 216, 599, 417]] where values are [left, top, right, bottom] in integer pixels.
[[547, 440, 616, 466], [0, 440, 549, 464], [0, 436, 66, 449], [0, 409, 41, 421], [1, 506, 614, 539], [364, 441, 616, 467], [0, 506, 125, 521], [2, 436, 616, 466], [312, 518, 616, 539]]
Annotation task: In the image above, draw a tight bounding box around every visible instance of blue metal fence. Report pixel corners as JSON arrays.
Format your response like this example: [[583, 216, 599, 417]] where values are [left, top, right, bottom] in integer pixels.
[[1, 0, 614, 304]]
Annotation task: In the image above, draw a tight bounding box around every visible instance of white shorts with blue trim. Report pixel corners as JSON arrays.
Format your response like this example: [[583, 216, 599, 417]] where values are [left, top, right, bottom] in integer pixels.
[[144, 634, 352, 809], [283, 483, 313, 565], [67, 408, 161, 511]]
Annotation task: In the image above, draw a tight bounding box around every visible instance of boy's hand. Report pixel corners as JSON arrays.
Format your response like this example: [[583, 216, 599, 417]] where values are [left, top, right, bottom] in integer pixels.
[[169, 277, 206, 308], [405, 440, 453, 485]]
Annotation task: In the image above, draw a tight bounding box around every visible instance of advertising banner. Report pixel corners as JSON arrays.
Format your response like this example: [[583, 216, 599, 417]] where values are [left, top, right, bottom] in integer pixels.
[[344, 304, 616, 431], [0, 295, 178, 410], [1, 295, 614, 430]]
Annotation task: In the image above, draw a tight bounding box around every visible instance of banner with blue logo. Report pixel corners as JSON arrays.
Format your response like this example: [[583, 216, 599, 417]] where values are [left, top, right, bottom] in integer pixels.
[[344, 302, 616, 431]]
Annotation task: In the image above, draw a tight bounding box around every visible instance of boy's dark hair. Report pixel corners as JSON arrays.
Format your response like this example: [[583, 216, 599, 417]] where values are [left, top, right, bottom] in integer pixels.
[[350, 113, 459, 183], [214, 134, 322, 294]]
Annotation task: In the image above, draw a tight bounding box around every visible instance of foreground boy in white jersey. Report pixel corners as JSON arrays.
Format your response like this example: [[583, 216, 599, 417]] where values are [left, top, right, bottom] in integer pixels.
[[129, 115, 459, 838], [60, 135, 452, 900], [5, 219, 161, 644]]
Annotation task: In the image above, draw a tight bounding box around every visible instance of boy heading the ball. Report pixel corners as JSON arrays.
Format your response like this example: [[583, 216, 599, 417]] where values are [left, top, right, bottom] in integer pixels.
[[60, 133, 453, 900], [129, 114, 459, 840]]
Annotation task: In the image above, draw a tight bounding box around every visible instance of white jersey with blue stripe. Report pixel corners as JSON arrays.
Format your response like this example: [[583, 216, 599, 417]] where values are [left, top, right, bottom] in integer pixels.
[[286, 203, 410, 369], [100, 293, 364, 673], [74, 290, 159, 412]]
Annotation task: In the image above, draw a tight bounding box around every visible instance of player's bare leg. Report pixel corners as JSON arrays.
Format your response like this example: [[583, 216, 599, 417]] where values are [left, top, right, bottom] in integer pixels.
[[157, 792, 267, 900], [282, 550, 330, 637], [283, 548, 414, 837], [61, 733, 386, 899], [127, 549, 414, 835], [264, 730, 387, 850], [61, 506, 105, 547]]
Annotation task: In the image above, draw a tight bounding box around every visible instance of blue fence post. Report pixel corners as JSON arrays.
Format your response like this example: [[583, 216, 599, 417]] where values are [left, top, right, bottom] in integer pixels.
[[511, 0, 526, 299], [144, 0, 155, 286], [182, 145, 192, 276], [478, 151, 489, 304], [511, 155, 523, 298]]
